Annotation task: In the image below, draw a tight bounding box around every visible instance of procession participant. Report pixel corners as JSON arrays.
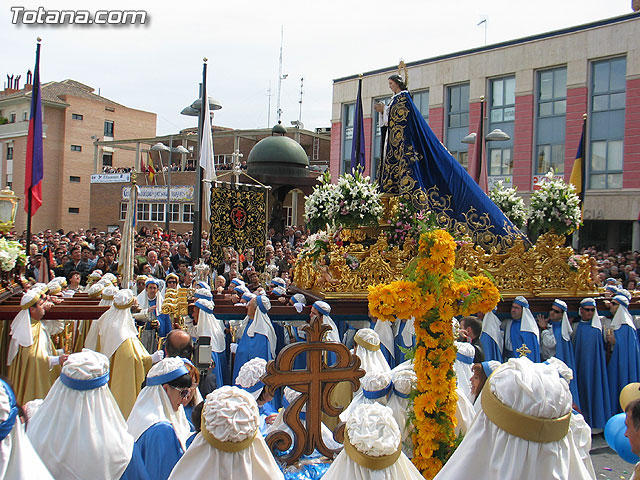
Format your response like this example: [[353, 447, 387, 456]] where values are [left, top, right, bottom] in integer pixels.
[[386, 367, 417, 456], [433, 358, 592, 480], [354, 328, 391, 375], [312, 301, 340, 364], [27, 350, 148, 480], [0, 378, 54, 479], [625, 399, 640, 480], [373, 317, 395, 368], [470, 361, 502, 409], [134, 275, 148, 296], [181, 360, 203, 432], [232, 295, 276, 385], [454, 341, 475, 400], [480, 309, 503, 362], [459, 316, 485, 363], [167, 386, 284, 480], [235, 357, 277, 435], [97, 289, 163, 417], [607, 293, 640, 414], [84, 284, 119, 351], [7, 290, 66, 405], [503, 296, 540, 361], [127, 357, 192, 480], [573, 298, 611, 429], [192, 298, 226, 388], [323, 402, 424, 480], [394, 318, 415, 365], [134, 278, 170, 353], [339, 371, 392, 422], [538, 299, 580, 408]]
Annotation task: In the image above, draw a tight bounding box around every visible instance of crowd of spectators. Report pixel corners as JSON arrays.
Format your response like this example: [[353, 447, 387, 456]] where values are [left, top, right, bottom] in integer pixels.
[[578, 246, 640, 291], [17, 224, 311, 290]]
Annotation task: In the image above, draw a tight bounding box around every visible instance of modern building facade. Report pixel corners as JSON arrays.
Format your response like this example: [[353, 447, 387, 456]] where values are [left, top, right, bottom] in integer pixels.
[[0, 78, 157, 233], [330, 11, 640, 251], [89, 126, 330, 233]]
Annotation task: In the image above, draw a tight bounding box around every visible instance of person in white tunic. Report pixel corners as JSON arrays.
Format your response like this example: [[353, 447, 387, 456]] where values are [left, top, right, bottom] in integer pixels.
[[353, 328, 391, 375], [167, 385, 284, 480], [322, 402, 424, 480], [433, 357, 594, 480], [26, 350, 147, 480], [0, 378, 54, 479], [340, 371, 392, 421]]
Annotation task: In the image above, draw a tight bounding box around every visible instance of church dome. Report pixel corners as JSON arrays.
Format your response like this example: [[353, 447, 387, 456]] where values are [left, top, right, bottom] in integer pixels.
[[247, 124, 310, 177]]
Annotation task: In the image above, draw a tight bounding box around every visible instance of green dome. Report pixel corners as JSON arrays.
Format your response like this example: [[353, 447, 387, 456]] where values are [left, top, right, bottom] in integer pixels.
[[247, 134, 310, 177]]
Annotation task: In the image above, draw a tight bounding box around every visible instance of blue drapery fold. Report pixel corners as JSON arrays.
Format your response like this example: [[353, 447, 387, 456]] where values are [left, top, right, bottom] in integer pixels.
[[608, 325, 640, 414], [550, 321, 581, 409], [379, 91, 525, 250]]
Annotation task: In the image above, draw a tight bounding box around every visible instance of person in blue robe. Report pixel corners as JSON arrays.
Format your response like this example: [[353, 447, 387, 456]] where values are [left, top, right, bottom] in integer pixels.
[[127, 358, 193, 480], [232, 295, 276, 384], [377, 73, 524, 251], [606, 294, 640, 414], [394, 318, 416, 364], [539, 299, 581, 409], [479, 309, 503, 363], [572, 298, 611, 429], [311, 301, 339, 367], [502, 296, 540, 362]]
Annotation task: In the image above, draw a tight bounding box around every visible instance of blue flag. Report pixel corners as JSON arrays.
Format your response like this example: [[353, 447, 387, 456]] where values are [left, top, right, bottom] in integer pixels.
[[25, 41, 44, 216], [350, 77, 365, 172]]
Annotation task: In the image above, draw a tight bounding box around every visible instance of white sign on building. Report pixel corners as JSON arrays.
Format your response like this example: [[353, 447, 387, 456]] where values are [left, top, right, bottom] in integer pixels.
[[121, 185, 195, 202], [91, 173, 131, 183]]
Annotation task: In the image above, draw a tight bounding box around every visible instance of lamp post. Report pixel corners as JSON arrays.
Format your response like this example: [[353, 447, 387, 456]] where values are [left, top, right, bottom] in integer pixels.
[[151, 140, 189, 234], [0, 187, 19, 234], [461, 98, 510, 192], [181, 75, 223, 262]]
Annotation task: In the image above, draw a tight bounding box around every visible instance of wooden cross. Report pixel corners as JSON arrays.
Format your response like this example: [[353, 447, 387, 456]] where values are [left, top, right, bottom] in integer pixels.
[[261, 316, 365, 465], [516, 343, 531, 358]]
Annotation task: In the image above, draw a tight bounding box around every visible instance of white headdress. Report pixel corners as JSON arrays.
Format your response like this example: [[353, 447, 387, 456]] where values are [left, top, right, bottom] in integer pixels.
[[194, 299, 225, 353], [126, 357, 192, 450], [373, 318, 395, 360], [166, 386, 284, 480], [236, 357, 267, 400], [313, 301, 340, 343], [97, 289, 139, 358], [552, 299, 572, 342], [354, 328, 391, 375], [27, 350, 133, 480], [7, 290, 41, 366], [324, 403, 423, 480], [481, 309, 503, 351], [246, 296, 277, 358]]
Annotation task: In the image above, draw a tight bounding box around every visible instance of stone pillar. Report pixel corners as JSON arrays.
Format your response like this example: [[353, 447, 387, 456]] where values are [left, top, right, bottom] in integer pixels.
[[632, 220, 640, 252]]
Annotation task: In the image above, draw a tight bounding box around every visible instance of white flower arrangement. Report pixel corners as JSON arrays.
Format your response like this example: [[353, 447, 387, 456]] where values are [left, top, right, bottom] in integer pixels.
[[304, 169, 383, 230], [334, 168, 383, 227], [489, 181, 528, 229], [0, 238, 27, 272], [528, 169, 582, 236]]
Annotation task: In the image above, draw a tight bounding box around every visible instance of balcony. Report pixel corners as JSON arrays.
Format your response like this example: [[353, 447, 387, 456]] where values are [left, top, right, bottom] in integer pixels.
[[0, 121, 47, 140]]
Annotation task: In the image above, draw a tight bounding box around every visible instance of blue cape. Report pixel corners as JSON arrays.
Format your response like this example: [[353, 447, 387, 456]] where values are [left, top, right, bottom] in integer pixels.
[[379, 91, 524, 250], [135, 421, 184, 480], [504, 319, 540, 362], [550, 321, 581, 409], [480, 331, 503, 363], [608, 324, 640, 414], [573, 320, 611, 428]]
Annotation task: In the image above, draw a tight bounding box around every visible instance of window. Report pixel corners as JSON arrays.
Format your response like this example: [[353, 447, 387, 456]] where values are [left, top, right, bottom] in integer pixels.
[[589, 58, 626, 190], [71, 145, 82, 152], [341, 103, 355, 174], [150, 203, 165, 222], [413, 90, 430, 123], [9, 113, 16, 124], [120, 203, 127, 221], [371, 95, 391, 180], [72, 113, 83, 120], [490, 77, 516, 123], [104, 120, 114, 137], [447, 84, 469, 128], [102, 153, 113, 167], [69, 176, 81, 183], [489, 148, 513, 176], [535, 68, 567, 175], [182, 203, 194, 223], [22, 111, 28, 121], [137, 204, 150, 222], [6, 146, 12, 160], [283, 206, 293, 227], [168, 203, 180, 222], [68, 207, 79, 214], [446, 84, 470, 169]]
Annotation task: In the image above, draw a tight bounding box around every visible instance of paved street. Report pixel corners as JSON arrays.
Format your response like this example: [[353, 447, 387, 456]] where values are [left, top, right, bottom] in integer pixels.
[[592, 434, 636, 480]]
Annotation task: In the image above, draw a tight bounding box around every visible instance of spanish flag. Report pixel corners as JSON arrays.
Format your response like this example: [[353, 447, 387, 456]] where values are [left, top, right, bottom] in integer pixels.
[[569, 115, 587, 211]]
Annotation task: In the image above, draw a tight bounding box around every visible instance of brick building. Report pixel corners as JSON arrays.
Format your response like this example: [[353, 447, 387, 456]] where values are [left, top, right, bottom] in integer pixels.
[[89, 126, 330, 233], [330, 11, 640, 251], [0, 77, 156, 233]]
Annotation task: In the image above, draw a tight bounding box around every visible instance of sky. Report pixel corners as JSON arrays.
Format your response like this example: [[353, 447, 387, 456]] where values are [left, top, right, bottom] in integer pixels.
[[0, 0, 634, 136]]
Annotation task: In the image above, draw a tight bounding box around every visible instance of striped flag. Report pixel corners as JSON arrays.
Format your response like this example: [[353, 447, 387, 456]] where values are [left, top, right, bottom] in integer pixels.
[[25, 41, 44, 216], [569, 115, 587, 210]]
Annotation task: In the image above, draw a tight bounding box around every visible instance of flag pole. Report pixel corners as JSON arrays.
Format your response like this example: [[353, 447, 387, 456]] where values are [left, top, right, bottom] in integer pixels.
[[191, 58, 207, 264], [25, 38, 42, 255]]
